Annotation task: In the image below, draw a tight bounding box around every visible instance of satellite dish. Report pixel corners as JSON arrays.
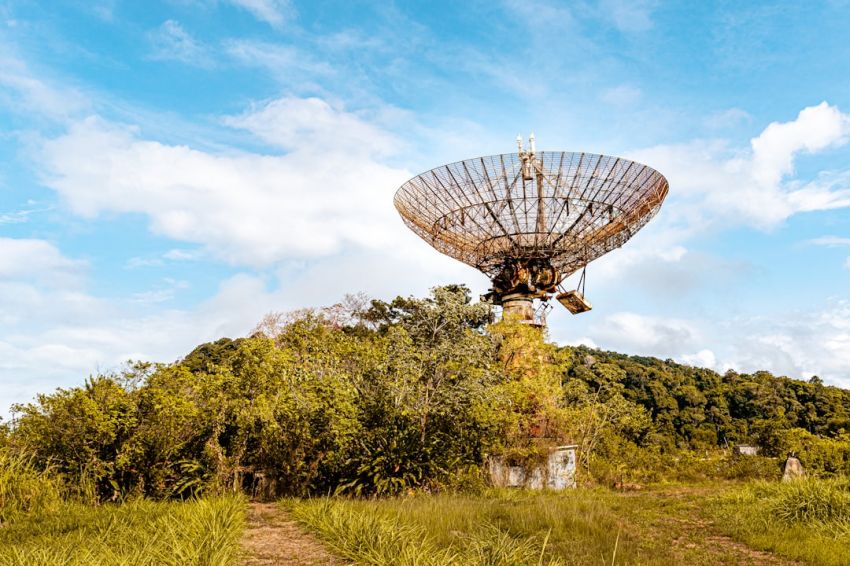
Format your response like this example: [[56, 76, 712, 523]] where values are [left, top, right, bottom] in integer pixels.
[[394, 136, 669, 325]]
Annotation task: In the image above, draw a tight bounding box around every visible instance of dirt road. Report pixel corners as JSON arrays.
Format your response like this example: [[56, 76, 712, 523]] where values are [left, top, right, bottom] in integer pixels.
[[240, 503, 342, 565]]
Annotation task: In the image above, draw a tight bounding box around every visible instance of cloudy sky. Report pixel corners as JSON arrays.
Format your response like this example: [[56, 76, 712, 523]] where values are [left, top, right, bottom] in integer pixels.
[[2, 1, 850, 412]]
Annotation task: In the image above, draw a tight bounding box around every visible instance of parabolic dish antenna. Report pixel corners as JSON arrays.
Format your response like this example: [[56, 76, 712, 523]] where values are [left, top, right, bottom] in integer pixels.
[[394, 135, 669, 325]]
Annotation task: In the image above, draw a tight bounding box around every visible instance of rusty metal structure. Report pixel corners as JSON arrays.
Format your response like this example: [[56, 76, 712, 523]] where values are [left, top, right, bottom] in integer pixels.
[[394, 135, 669, 325]]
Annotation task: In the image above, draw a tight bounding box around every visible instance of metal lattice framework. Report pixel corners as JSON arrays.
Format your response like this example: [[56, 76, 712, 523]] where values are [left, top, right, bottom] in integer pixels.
[[394, 150, 669, 282]]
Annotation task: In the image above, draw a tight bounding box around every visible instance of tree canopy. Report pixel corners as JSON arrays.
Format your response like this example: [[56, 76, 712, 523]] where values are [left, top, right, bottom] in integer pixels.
[[5, 285, 850, 498]]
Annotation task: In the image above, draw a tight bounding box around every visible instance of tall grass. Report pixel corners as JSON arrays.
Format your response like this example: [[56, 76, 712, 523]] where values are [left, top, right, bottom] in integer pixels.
[[288, 497, 564, 565], [0, 451, 62, 522], [289, 499, 458, 565], [767, 477, 850, 524], [0, 496, 246, 565], [287, 491, 660, 565], [712, 477, 850, 566]]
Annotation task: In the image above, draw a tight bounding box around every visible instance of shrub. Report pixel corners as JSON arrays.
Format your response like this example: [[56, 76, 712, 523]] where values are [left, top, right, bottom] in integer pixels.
[[778, 429, 850, 476], [722, 455, 782, 481], [437, 464, 489, 494], [766, 477, 850, 524]]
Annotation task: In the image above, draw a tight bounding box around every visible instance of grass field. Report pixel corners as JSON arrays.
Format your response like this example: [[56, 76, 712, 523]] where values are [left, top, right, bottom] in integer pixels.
[[0, 496, 246, 566], [711, 478, 850, 566], [2, 474, 848, 565], [287, 487, 744, 565], [288, 482, 849, 565]]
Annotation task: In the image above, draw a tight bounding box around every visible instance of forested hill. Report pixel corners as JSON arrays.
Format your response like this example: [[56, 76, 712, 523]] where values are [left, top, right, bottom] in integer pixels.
[[5, 285, 850, 499], [180, 333, 850, 455], [561, 345, 850, 452]]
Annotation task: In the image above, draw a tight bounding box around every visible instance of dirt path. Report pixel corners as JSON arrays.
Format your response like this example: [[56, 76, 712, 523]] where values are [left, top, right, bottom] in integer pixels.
[[665, 516, 796, 565], [620, 486, 798, 565], [240, 503, 343, 565]]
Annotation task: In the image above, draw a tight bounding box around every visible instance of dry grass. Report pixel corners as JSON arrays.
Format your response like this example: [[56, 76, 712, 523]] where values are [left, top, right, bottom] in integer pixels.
[[0, 496, 245, 565], [287, 486, 794, 565]]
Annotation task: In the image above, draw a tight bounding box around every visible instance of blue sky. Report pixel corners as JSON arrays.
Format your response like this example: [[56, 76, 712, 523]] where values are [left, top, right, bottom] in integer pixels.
[[2, 0, 850, 412]]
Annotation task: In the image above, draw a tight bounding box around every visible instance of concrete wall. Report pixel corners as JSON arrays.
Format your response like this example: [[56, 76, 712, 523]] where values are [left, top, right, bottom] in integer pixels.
[[488, 445, 577, 490], [733, 445, 760, 456]]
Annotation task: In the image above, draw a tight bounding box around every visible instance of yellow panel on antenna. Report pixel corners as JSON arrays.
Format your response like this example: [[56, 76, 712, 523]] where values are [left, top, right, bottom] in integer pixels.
[[557, 290, 592, 314]]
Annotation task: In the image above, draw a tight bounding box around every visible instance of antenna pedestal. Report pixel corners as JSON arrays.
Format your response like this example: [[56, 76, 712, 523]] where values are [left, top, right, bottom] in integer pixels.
[[501, 293, 542, 326]]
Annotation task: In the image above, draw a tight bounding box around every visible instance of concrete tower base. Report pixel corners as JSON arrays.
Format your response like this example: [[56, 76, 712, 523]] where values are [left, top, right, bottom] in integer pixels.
[[501, 294, 542, 326]]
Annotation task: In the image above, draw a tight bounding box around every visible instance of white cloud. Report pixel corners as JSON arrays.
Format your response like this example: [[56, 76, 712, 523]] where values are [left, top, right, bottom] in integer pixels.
[[131, 278, 189, 304], [222, 97, 397, 154], [503, 0, 574, 32], [163, 248, 203, 261], [630, 102, 850, 230], [556, 300, 850, 387], [567, 336, 598, 349], [0, 238, 83, 283], [90, 1, 117, 22], [0, 91, 485, 413], [548, 299, 850, 387], [721, 301, 850, 383], [598, 0, 656, 32], [0, 50, 87, 119], [705, 108, 752, 130], [0, 240, 480, 415], [601, 84, 641, 106], [588, 311, 700, 355], [751, 102, 850, 188], [0, 269, 265, 413], [126, 256, 164, 269], [225, 0, 293, 28], [804, 236, 850, 269], [126, 248, 206, 268], [224, 39, 333, 83], [0, 206, 45, 224], [807, 235, 850, 247], [38, 97, 410, 266], [589, 243, 749, 302], [148, 20, 212, 67], [680, 349, 717, 369], [0, 240, 106, 411]]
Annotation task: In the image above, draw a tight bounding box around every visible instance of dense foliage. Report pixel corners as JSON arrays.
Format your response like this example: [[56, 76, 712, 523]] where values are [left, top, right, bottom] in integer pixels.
[[4, 285, 850, 498]]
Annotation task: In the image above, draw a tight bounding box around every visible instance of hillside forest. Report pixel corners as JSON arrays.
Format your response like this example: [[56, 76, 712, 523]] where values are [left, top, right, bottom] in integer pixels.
[[3, 285, 850, 501]]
